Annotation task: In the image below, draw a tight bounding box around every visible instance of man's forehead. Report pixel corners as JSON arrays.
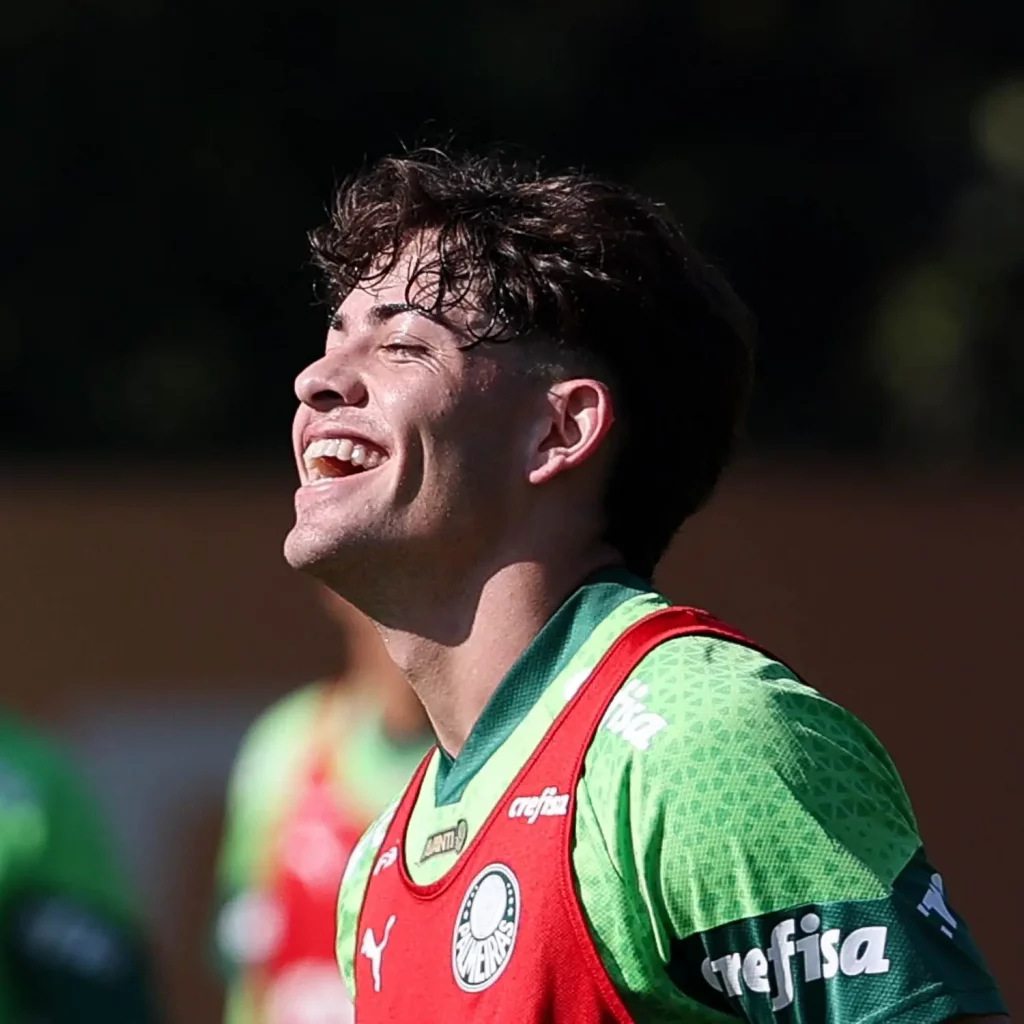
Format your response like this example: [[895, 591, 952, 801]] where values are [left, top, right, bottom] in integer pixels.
[[338, 274, 409, 316], [337, 254, 483, 335]]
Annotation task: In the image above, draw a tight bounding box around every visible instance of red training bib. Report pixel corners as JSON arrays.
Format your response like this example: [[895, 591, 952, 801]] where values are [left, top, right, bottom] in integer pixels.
[[353, 607, 759, 1022]]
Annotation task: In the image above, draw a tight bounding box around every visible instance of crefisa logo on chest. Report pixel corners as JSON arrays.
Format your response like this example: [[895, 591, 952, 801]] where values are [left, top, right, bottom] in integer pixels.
[[452, 863, 521, 992]]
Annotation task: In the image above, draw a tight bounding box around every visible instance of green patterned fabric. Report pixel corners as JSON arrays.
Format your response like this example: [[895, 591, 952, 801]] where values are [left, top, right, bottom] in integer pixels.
[[337, 573, 1006, 1021]]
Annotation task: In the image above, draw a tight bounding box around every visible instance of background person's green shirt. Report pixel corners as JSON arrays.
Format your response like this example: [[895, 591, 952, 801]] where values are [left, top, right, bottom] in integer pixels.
[[0, 712, 161, 1022]]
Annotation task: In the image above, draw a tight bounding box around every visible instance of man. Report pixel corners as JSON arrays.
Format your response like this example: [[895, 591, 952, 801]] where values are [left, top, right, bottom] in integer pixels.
[[0, 710, 162, 1020], [284, 149, 1008, 1021], [214, 586, 432, 1024]]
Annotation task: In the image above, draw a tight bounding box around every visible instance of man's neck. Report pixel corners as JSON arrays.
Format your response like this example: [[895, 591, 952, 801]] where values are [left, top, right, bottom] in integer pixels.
[[371, 550, 618, 757]]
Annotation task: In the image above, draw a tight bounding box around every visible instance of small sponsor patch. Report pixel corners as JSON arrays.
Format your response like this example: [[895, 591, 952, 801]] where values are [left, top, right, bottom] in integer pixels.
[[420, 819, 469, 862], [507, 786, 570, 823]]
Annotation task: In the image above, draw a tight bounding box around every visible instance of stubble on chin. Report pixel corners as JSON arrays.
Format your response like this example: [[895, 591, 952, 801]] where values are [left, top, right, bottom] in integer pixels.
[[282, 521, 377, 601], [283, 520, 338, 574]]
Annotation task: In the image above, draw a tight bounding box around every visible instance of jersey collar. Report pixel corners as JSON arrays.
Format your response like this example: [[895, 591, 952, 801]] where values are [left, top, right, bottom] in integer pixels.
[[434, 567, 655, 805]]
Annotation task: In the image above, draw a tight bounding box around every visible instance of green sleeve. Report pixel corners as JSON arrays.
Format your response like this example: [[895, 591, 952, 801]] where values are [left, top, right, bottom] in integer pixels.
[[1, 738, 162, 1022], [335, 801, 400, 1004], [624, 641, 1006, 1021]]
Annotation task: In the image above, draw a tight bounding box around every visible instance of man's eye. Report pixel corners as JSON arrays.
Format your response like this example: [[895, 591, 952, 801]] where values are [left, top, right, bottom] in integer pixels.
[[384, 342, 427, 357]]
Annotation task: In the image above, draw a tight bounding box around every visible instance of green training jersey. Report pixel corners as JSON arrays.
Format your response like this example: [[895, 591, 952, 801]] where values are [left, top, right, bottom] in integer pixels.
[[0, 712, 160, 1022], [337, 570, 1006, 1022], [215, 682, 431, 1024]]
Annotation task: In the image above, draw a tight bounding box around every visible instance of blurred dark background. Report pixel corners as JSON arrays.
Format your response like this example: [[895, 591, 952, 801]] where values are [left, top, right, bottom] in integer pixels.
[[4, 0, 1024, 461], [2, 0, 1022, 1020]]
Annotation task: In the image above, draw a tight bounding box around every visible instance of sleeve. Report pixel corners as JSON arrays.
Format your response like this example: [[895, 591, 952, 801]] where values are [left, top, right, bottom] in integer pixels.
[[626, 640, 1007, 1023], [336, 801, 400, 1004], [2, 747, 163, 1023]]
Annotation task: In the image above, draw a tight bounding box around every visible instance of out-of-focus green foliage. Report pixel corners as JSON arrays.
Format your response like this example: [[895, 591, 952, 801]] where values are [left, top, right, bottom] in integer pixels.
[[1, 0, 1021, 459]]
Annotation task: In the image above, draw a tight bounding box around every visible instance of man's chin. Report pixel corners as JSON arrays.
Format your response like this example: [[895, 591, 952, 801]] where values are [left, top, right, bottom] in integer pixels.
[[283, 525, 342, 575], [282, 523, 377, 582]]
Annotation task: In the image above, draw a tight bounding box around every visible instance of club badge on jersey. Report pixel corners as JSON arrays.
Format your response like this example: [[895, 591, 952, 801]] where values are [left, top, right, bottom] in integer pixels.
[[353, 608, 760, 1022]]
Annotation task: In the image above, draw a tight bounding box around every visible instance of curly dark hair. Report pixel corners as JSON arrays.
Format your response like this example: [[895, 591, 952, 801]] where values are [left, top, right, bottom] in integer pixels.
[[310, 148, 755, 579]]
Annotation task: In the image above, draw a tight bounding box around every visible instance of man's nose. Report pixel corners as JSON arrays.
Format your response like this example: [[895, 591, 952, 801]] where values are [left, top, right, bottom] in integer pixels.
[[294, 355, 368, 410]]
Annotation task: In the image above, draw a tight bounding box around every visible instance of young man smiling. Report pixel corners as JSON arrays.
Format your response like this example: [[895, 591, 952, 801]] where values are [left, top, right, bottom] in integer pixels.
[[283, 150, 1007, 1022]]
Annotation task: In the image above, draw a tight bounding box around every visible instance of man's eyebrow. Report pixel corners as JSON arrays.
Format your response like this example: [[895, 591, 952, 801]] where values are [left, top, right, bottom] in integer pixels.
[[368, 301, 430, 326], [331, 302, 437, 334]]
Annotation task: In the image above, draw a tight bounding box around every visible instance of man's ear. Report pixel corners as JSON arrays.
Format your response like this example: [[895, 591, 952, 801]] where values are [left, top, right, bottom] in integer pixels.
[[528, 378, 616, 485]]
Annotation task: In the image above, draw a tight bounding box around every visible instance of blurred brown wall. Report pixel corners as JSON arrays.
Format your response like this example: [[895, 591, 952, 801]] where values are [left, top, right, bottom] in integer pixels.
[[1, 460, 1020, 1018]]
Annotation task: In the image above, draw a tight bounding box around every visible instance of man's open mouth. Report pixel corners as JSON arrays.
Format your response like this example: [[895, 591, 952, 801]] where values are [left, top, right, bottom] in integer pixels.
[[302, 437, 389, 481]]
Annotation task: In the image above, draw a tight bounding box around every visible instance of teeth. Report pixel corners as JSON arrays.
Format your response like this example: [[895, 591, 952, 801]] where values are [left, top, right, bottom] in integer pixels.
[[302, 436, 387, 475], [303, 438, 332, 460]]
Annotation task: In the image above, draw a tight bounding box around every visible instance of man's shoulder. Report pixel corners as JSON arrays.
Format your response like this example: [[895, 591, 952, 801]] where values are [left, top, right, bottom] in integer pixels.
[[566, 633, 1006, 1024], [583, 630, 816, 761], [586, 627, 896, 765], [578, 632, 921, 921]]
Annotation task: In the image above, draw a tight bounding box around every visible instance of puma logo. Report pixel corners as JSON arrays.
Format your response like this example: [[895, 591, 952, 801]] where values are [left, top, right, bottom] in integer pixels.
[[360, 915, 397, 993]]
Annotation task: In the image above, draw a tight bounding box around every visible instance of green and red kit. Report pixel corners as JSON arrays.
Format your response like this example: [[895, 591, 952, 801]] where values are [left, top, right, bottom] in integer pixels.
[[338, 571, 1006, 1022]]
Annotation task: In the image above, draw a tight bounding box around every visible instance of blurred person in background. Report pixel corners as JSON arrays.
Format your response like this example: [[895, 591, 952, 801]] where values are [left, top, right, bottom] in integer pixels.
[[213, 585, 432, 1024], [286, 149, 1007, 1022], [0, 710, 162, 1021]]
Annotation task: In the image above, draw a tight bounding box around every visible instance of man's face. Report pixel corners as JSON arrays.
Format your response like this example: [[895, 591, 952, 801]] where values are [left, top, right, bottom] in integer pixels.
[[284, 252, 544, 588]]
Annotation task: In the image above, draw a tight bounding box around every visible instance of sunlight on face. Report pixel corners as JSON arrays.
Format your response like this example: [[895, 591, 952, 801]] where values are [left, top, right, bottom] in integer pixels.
[[284, 249, 546, 592]]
